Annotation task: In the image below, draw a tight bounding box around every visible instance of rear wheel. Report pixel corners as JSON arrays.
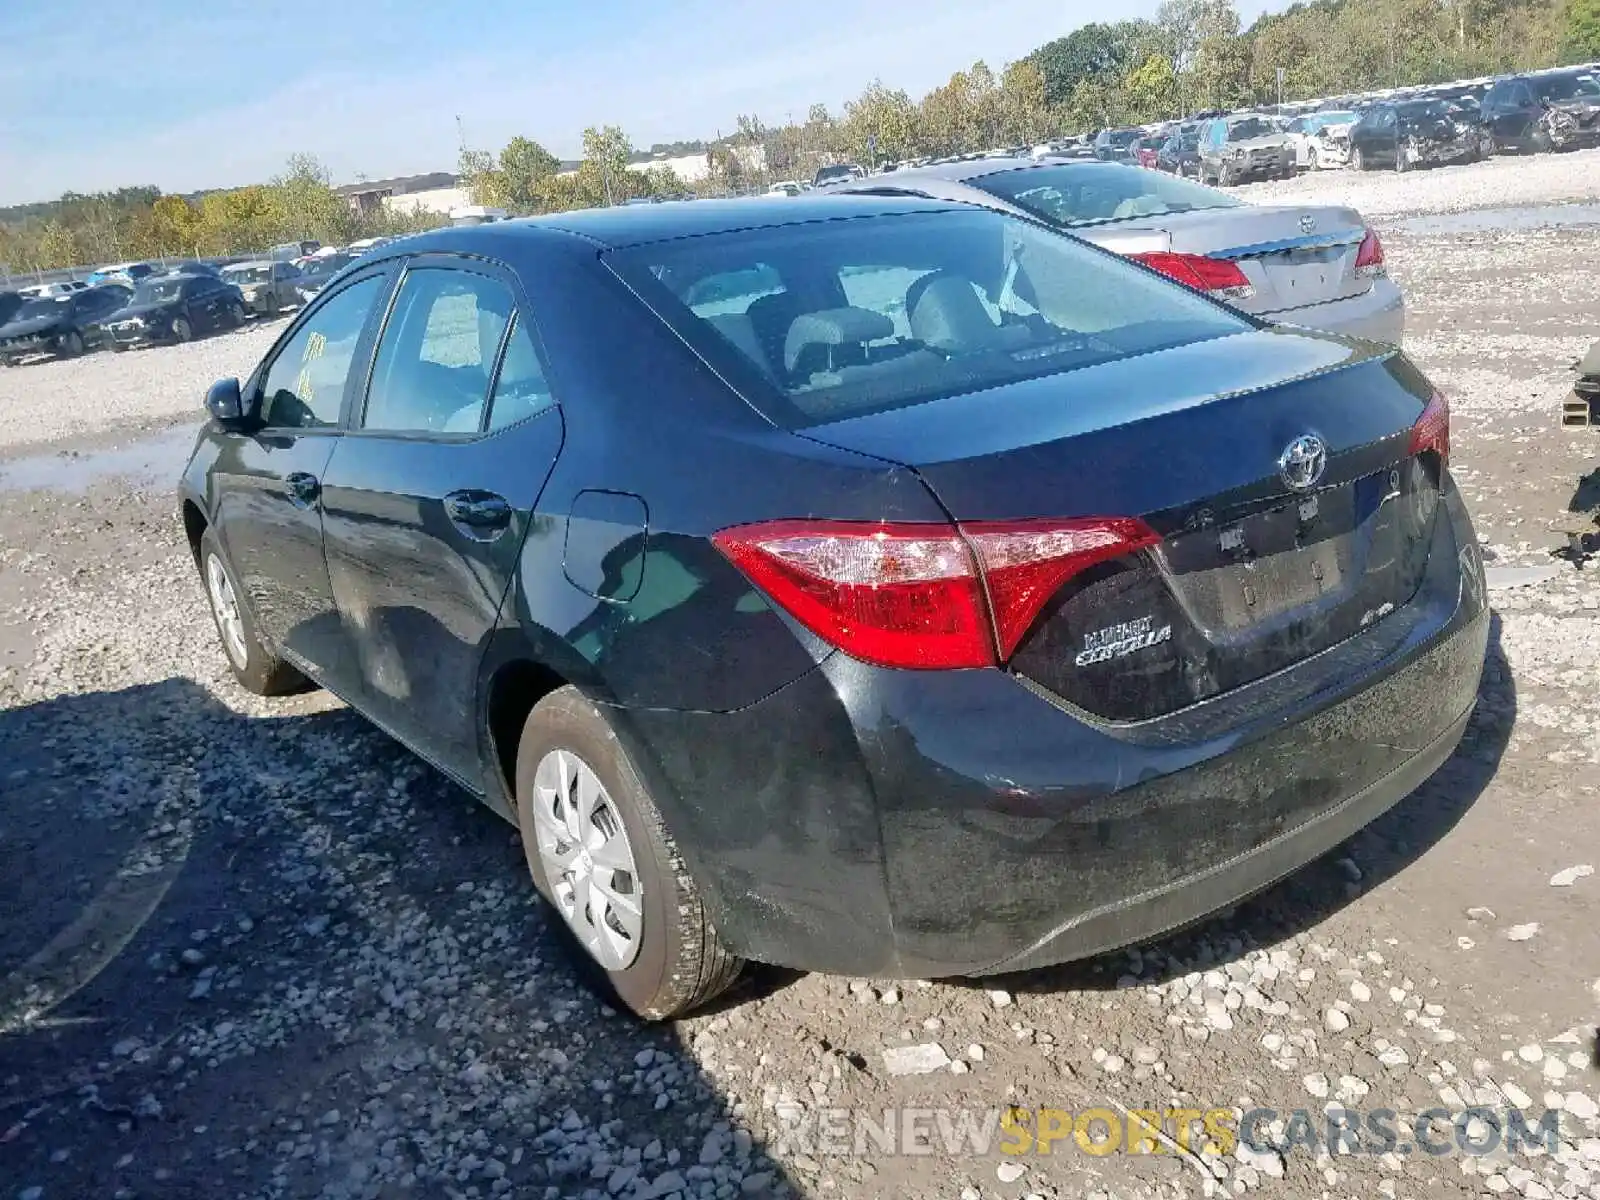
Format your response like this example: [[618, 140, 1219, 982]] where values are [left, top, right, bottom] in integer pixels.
[[199, 527, 309, 696], [515, 687, 744, 1020], [172, 315, 193, 343], [1351, 146, 1365, 171]]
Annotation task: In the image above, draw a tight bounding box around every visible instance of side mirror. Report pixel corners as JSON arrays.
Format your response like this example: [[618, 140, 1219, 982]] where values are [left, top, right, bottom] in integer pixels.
[[205, 377, 254, 431]]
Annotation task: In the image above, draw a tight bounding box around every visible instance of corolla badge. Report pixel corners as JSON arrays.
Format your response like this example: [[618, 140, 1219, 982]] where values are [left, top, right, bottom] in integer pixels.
[[1278, 433, 1328, 492], [1298, 213, 1317, 234]]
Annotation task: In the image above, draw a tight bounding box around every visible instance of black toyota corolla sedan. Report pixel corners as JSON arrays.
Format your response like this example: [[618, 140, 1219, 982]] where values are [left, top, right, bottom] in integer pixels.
[[178, 196, 1488, 1019]]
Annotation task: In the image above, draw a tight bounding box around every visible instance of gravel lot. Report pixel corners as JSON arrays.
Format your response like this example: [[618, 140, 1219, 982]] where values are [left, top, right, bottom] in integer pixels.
[[1, 155, 1597, 1200]]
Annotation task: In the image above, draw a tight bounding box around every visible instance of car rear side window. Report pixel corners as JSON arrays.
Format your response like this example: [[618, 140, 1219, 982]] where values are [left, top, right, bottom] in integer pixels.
[[259, 275, 386, 429], [486, 315, 554, 431], [608, 208, 1249, 430], [362, 267, 514, 435]]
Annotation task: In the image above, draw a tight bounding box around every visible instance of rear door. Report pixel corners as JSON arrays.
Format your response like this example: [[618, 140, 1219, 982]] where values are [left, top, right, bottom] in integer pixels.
[[317, 254, 563, 786]]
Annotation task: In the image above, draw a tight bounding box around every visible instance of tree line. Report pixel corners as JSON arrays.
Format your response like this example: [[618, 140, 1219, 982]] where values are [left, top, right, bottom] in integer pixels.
[[7, 0, 1597, 271]]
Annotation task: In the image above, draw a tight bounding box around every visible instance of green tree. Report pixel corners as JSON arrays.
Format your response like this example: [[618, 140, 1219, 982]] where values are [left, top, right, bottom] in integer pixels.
[[499, 136, 560, 210], [1567, 0, 1600, 55], [842, 79, 921, 164], [1028, 22, 1151, 108], [577, 125, 634, 205]]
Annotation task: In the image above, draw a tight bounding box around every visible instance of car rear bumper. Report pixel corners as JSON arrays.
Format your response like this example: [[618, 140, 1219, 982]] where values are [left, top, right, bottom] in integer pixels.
[[1260, 276, 1405, 346], [616, 484, 1487, 979]]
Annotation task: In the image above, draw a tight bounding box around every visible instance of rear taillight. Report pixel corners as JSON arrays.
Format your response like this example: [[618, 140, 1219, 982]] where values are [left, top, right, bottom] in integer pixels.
[[1130, 251, 1255, 301], [1408, 390, 1450, 465], [1354, 228, 1385, 279], [712, 517, 1160, 669]]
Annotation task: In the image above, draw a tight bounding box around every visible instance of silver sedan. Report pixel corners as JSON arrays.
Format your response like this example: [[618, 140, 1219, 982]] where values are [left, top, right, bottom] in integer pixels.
[[829, 159, 1403, 346]]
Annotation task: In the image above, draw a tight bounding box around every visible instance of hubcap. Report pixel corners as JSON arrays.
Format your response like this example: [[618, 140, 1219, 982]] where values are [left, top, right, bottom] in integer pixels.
[[205, 554, 249, 669], [530, 749, 643, 970]]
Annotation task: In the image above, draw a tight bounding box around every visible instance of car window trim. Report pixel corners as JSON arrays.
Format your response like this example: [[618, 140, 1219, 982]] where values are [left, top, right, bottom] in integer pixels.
[[250, 263, 399, 436]]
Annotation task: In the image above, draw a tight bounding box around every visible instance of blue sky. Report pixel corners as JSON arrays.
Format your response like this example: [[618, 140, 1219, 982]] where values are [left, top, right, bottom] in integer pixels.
[[0, 0, 1279, 205]]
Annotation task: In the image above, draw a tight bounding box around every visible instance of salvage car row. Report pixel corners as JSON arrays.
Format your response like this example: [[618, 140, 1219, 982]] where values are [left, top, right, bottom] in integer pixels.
[[1086, 62, 1600, 184], [0, 243, 380, 366]]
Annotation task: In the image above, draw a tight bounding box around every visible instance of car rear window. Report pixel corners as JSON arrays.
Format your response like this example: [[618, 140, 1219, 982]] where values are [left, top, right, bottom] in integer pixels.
[[973, 162, 1240, 228], [606, 209, 1249, 430]]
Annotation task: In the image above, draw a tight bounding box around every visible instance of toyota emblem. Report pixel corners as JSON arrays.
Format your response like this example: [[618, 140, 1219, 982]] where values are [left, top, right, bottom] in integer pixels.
[[1278, 434, 1328, 492], [1298, 214, 1317, 234]]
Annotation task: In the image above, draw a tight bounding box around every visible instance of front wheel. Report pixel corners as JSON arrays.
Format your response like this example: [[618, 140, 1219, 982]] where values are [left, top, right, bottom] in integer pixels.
[[172, 315, 193, 343], [59, 331, 84, 358], [199, 528, 309, 696], [1216, 163, 1235, 187], [1531, 124, 1554, 153], [1307, 146, 1320, 170], [516, 687, 744, 1020], [227, 301, 246, 328]]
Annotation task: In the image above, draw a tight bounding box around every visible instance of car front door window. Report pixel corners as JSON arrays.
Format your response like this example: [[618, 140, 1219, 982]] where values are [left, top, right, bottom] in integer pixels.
[[259, 275, 387, 429]]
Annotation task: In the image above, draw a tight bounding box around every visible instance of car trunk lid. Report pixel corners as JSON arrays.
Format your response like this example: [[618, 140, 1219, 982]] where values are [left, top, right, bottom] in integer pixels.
[[1085, 204, 1375, 317], [799, 328, 1447, 722]]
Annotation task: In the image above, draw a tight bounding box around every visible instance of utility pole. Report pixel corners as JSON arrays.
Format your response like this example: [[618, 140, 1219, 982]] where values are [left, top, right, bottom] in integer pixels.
[[1276, 67, 1285, 107], [456, 115, 469, 154]]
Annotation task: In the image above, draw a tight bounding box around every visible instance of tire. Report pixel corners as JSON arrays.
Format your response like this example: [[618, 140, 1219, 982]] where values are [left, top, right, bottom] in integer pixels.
[[198, 527, 309, 696], [1531, 124, 1554, 154], [172, 316, 193, 343], [59, 331, 84, 358], [515, 686, 744, 1020], [1216, 163, 1234, 187], [1351, 146, 1365, 171], [1307, 146, 1319, 170], [227, 301, 246, 328]]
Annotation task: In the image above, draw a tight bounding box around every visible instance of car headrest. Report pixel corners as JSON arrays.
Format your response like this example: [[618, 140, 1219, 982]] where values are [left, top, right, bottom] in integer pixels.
[[783, 306, 894, 374], [907, 274, 1004, 353], [1111, 195, 1167, 219]]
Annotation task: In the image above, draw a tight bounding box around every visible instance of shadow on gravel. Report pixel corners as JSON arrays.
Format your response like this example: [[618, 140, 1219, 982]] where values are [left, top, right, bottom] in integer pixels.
[[990, 613, 1517, 996], [0, 677, 799, 1200]]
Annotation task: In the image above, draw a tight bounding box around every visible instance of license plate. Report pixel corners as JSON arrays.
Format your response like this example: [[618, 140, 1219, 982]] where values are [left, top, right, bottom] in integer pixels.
[[1214, 539, 1345, 629]]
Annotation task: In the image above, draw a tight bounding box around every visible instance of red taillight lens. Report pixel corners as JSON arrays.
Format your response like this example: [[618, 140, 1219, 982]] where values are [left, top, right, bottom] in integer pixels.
[[712, 516, 1160, 669], [1354, 228, 1385, 278], [1408, 390, 1450, 465], [964, 518, 1162, 659], [1130, 251, 1255, 301]]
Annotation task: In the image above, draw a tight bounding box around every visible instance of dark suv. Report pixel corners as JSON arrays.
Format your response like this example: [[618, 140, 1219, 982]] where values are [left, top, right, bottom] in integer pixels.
[[1481, 69, 1600, 152], [1092, 127, 1143, 161]]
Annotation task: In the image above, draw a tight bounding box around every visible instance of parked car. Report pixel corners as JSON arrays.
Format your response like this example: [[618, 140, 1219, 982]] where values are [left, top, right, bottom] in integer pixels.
[[160, 259, 225, 278], [346, 236, 396, 255], [1429, 93, 1496, 159], [0, 290, 24, 328], [1348, 99, 1481, 171], [1091, 126, 1143, 161], [829, 159, 1402, 344], [1130, 135, 1164, 169], [105, 273, 246, 349], [270, 240, 323, 262], [766, 181, 804, 197], [1197, 113, 1296, 184], [1283, 111, 1359, 169], [1156, 130, 1203, 176], [179, 196, 1482, 1019], [88, 261, 158, 288], [18, 280, 89, 299], [812, 164, 865, 188], [1480, 69, 1600, 153], [0, 284, 130, 364], [222, 259, 304, 316], [293, 253, 357, 304]]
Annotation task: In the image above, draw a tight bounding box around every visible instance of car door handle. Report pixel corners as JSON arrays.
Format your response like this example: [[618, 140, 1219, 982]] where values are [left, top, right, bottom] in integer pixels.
[[285, 472, 321, 507], [444, 490, 512, 537]]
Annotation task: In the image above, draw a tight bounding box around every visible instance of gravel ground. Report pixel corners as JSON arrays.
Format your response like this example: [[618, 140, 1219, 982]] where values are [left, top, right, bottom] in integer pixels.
[[0, 157, 1597, 1200]]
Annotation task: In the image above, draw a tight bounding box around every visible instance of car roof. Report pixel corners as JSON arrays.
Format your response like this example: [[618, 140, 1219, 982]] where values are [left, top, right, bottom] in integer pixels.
[[384, 195, 961, 253], [225, 259, 275, 269]]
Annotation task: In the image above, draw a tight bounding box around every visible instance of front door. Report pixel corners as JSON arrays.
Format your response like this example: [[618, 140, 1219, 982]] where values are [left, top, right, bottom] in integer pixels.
[[318, 257, 563, 785], [210, 269, 393, 678]]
